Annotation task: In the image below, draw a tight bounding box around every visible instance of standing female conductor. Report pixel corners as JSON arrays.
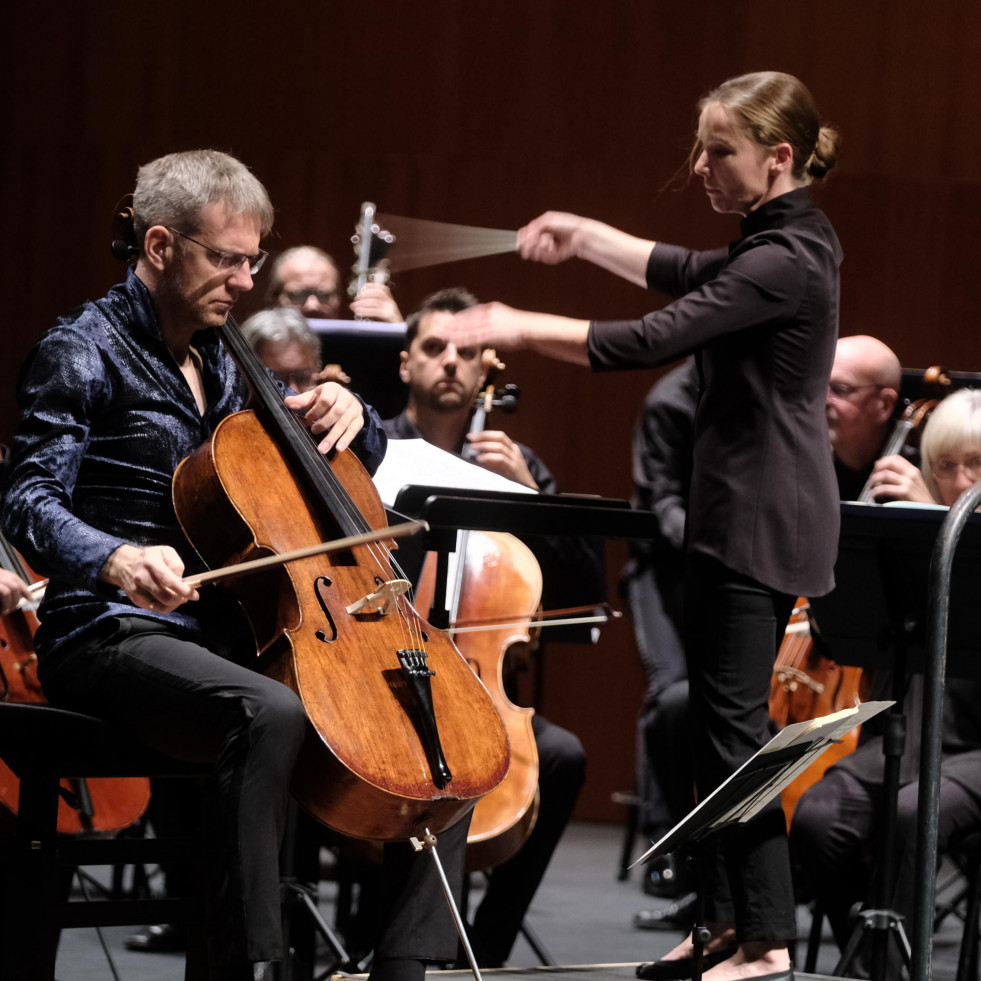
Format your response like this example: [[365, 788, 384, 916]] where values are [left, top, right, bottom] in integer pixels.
[[449, 71, 841, 981]]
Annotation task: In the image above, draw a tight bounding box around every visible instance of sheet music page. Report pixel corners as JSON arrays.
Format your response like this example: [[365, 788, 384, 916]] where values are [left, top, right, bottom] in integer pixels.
[[372, 437, 536, 508], [762, 700, 892, 754], [630, 700, 894, 868]]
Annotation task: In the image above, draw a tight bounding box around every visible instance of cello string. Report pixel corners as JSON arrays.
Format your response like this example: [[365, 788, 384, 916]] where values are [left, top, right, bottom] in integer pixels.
[[375, 214, 517, 271]]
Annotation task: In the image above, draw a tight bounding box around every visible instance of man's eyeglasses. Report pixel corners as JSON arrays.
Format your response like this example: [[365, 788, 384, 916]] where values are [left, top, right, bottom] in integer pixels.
[[169, 228, 268, 276], [271, 368, 316, 390], [828, 382, 881, 400], [932, 457, 981, 483], [282, 288, 338, 308]]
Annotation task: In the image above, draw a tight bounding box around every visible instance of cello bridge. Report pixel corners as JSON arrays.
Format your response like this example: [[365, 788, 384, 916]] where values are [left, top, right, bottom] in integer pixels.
[[345, 578, 411, 616]]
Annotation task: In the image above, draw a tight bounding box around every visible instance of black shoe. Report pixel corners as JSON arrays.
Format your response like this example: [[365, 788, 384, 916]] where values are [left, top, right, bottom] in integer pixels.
[[633, 892, 698, 931], [635, 946, 733, 980], [123, 922, 187, 952]]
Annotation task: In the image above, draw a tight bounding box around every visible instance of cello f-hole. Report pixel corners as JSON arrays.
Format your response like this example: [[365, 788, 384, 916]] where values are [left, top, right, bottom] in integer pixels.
[[314, 577, 338, 643]]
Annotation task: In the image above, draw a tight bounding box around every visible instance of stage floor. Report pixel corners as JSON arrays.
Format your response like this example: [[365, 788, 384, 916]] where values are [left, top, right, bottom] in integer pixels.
[[53, 822, 966, 980], [334, 966, 862, 981]]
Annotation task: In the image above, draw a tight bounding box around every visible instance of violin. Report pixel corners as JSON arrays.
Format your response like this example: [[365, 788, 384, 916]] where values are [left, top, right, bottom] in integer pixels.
[[0, 528, 151, 833], [172, 315, 509, 842], [414, 355, 543, 869], [857, 365, 952, 503]]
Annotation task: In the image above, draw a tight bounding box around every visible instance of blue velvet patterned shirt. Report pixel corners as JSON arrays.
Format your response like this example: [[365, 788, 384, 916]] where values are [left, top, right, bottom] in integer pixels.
[[2, 269, 386, 661]]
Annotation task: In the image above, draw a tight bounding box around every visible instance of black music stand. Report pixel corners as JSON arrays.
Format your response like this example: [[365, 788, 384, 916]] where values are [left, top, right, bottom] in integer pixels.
[[307, 318, 407, 421], [390, 485, 659, 629], [809, 502, 981, 979], [630, 703, 891, 981]]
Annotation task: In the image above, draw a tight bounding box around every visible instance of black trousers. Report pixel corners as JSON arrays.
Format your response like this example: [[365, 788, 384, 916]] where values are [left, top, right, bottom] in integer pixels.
[[683, 553, 797, 943], [471, 714, 586, 966], [628, 560, 690, 839], [40, 616, 307, 969], [40, 616, 471, 972], [792, 765, 981, 973]]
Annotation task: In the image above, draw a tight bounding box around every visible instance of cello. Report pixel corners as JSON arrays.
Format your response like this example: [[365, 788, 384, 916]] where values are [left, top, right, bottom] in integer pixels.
[[0, 527, 151, 833], [172, 315, 510, 842], [414, 361, 543, 871]]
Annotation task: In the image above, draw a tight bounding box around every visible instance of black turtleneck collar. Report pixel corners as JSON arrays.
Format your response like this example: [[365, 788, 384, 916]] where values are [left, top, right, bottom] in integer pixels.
[[740, 186, 812, 238]]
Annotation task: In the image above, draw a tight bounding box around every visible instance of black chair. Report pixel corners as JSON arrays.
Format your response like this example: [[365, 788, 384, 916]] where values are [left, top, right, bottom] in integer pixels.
[[0, 701, 210, 980]]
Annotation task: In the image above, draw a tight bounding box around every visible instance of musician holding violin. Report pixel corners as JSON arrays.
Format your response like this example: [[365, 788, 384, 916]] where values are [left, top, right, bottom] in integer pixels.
[[384, 287, 601, 968], [1, 150, 462, 981], [826, 334, 903, 500]]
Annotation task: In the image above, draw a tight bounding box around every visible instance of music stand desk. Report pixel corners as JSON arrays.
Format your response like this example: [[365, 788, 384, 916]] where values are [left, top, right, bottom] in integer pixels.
[[632, 702, 892, 866], [392, 486, 662, 629], [809, 502, 981, 676]]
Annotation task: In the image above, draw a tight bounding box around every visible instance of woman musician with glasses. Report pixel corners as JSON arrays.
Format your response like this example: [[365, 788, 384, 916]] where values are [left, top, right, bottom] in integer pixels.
[[862, 387, 981, 506]]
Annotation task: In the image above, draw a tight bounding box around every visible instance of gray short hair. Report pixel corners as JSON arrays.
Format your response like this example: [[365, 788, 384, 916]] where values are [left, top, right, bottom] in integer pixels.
[[239, 307, 321, 365], [132, 149, 274, 248]]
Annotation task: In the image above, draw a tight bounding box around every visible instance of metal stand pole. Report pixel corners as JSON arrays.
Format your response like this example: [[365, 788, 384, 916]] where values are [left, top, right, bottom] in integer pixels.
[[911, 480, 981, 981], [410, 829, 482, 981]]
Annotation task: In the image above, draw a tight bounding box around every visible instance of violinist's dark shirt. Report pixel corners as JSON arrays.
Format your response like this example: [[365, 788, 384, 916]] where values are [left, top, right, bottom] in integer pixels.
[[587, 188, 843, 598], [2, 268, 386, 662]]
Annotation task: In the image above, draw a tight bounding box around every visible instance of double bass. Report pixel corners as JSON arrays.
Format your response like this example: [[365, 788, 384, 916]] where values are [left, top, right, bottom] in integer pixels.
[[172, 315, 510, 841], [0, 528, 151, 833]]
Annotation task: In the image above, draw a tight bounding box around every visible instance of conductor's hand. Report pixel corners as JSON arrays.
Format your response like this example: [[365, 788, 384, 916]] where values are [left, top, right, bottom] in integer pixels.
[[466, 430, 538, 489], [286, 382, 365, 453], [101, 544, 199, 612], [450, 302, 527, 353], [350, 282, 403, 324], [867, 454, 935, 504], [0, 568, 32, 616], [517, 211, 586, 264]]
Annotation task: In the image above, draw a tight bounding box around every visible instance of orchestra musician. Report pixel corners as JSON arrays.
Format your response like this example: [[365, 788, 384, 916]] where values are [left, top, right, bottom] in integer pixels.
[[383, 286, 600, 967], [827, 334, 902, 499], [447, 71, 842, 981], [791, 387, 981, 979], [0, 149, 463, 981], [242, 306, 352, 390], [265, 244, 403, 323]]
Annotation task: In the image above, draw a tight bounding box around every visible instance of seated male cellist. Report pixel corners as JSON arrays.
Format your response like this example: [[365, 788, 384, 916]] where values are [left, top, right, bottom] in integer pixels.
[[2, 149, 470, 981]]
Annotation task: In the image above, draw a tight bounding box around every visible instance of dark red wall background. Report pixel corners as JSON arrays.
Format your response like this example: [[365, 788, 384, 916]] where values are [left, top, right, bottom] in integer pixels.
[[3, 1, 979, 821]]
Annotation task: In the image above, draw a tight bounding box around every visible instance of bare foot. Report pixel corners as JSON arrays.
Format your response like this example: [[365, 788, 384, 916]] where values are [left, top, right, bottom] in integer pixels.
[[701, 942, 791, 979]]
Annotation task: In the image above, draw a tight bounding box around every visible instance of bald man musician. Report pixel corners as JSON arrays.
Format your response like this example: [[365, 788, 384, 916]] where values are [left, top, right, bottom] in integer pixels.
[[826, 334, 902, 499]]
